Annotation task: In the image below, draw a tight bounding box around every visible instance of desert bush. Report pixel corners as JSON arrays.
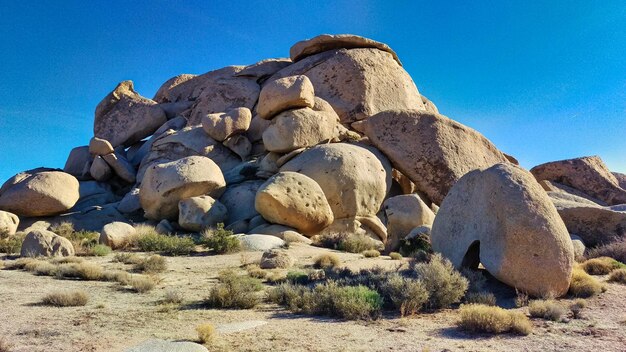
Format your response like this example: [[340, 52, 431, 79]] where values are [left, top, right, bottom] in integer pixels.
[[570, 298, 587, 319], [580, 257, 623, 275], [101, 270, 131, 284], [458, 304, 532, 335], [196, 323, 216, 344], [51, 223, 100, 256], [587, 237, 626, 263], [42, 290, 89, 307], [529, 300, 566, 321], [286, 271, 309, 285], [569, 268, 604, 297], [515, 290, 529, 307], [461, 268, 487, 293], [128, 275, 156, 293], [2, 257, 38, 270], [399, 232, 432, 257], [465, 291, 497, 306], [88, 244, 112, 257], [136, 231, 195, 256], [163, 289, 184, 304], [26, 260, 58, 276], [338, 234, 379, 253], [414, 254, 468, 309], [379, 273, 429, 316], [362, 250, 381, 258], [201, 223, 240, 254], [0, 232, 25, 255], [50, 256, 83, 264], [56, 262, 104, 281], [50, 222, 75, 237], [206, 270, 263, 309], [389, 252, 403, 260], [134, 255, 167, 274], [245, 264, 267, 279], [313, 253, 340, 269], [608, 268, 626, 284], [112, 252, 142, 264]]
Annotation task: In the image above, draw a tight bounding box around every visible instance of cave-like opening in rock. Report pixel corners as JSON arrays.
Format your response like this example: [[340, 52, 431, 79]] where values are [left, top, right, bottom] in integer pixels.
[[461, 240, 480, 269]]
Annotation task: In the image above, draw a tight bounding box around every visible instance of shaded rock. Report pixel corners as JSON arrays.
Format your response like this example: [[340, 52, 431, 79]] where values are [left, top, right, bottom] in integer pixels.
[[156, 219, 174, 234], [246, 114, 272, 143], [258, 75, 315, 119], [89, 137, 114, 156], [289, 34, 401, 65], [0, 169, 80, 217], [219, 180, 264, 225], [255, 172, 333, 235], [239, 234, 285, 251], [0, 210, 19, 237], [54, 205, 128, 232], [223, 134, 252, 160], [130, 116, 187, 167], [63, 146, 93, 181], [94, 80, 167, 148], [140, 156, 226, 220], [235, 58, 292, 82], [431, 163, 574, 297], [158, 101, 194, 119], [531, 156, 626, 206], [570, 234, 586, 259], [71, 181, 118, 212], [406, 224, 431, 240], [541, 180, 607, 205], [269, 48, 423, 124], [202, 107, 252, 142], [352, 109, 508, 205], [612, 172, 626, 189], [124, 338, 208, 352], [117, 189, 141, 215], [260, 249, 294, 269], [90, 155, 113, 182], [103, 152, 136, 184], [383, 194, 435, 253], [100, 221, 135, 249], [223, 159, 261, 185], [20, 229, 74, 257], [178, 195, 228, 232], [153, 74, 197, 103]]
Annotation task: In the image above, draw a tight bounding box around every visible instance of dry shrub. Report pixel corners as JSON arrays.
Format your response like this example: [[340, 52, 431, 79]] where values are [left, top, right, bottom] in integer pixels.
[[245, 264, 267, 279], [206, 270, 263, 309], [569, 267, 604, 298], [50, 256, 83, 264], [465, 291, 497, 306], [461, 268, 487, 293], [379, 273, 429, 316], [51, 223, 100, 256], [529, 300, 566, 321], [134, 255, 167, 273], [42, 290, 89, 307], [57, 262, 104, 280], [587, 238, 626, 263], [362, 250, 381, 258], [458, 304, 532, 335], [313, 253, 340, 269], [113, 252, 142, 265], [515, 290, 529, 308], [88, 244, 112, 257], [570, 298, 587, 319], [414, 254, 468, 309], [608, 268, 626, 284], [580, 257, 623, 275], [389, 252, 403, 260], [129, 275, 156, 293], [3, 257, 38, 270], [196, 323, 216, 344], [163, 289, 184, 304], [101, 270, 131, 284], [26, 260, 58, 276]]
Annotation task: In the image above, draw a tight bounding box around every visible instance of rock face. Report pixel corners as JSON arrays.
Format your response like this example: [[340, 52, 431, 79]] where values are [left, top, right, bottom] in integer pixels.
[[431, 163, 574, 297], [382, 194, 435, 253], [178, 195, 228, 232], [290, 34, 402, 65], [352, 109, 509, 205], [202, 107, 252, 142], [0, 210, 19, 237], [140, 156, 226, 220], [280, 143, 390, 220], [94, 81, 167, 148], [99, 222, 135, 249], [255, 172, 333, 235], [63, 146, 93, 181], [269, 48, 423, 124], [20, 229, 75, 257], [531, 156, 626, 206], [0, 169, 80, 217], [612, 172, 626, 189], [257, 75, 315, 119], [90, 156, 113, 181]]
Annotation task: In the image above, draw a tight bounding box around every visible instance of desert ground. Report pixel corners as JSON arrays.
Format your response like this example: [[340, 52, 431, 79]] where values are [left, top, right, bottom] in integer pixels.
[[1, 243, 624, 352]]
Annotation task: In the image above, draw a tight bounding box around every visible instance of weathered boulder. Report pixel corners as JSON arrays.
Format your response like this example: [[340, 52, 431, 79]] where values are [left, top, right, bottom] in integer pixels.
[[0, 210, 19, 237], [0, 169, 80, 217], [219, 180, 264, 226], [153, 74, 197, 103], [201, 107, 252, 142], [570, 234, 586, 259], [290, 34, 401, 65], [531, 156, 626, 206], [260, 249, 294, 269], [178, 195, 228, 232], [246, 114, 272, 143], [235, 58, 292, 82], [382, 194, 435, 253], [20, 229, 74, 257], [99, 221, 135, 249], [269, 47, 423, 124], [94, 80, 167, 148], [140, 156, 226, 220], [352, 109, 509, 205], [117, 188, 142, 214], [90, 156, 113, 181], [130, 116, 187, 166], [71, 181, 118, 212], [102, 152, 136, 184], [53, 204, 128, 232], [281, 144, 390, 220], [223, 135, 252, 160], [63, 146, 93, 181], [257, 75, 315, 119], [239, 234, 285, 251], [262, 107, 340, 153], [89, 137, 114, 156], [431, 163, 574, 297], [255, 172, 333, 235]]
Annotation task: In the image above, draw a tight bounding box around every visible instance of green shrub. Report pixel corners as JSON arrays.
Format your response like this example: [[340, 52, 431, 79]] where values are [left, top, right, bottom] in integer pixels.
[[0, 232, 25, 254], [379, 273, 429, 316], [569, 268, 604, 297], [414, 254, 468, 309], [389, 252, 403, 260], [529, 300, 566, 321], [49, 222, 75, 238], [608, 268, 626, 284], [586, 238, 626, 263], [50, 223, 100, 256], [362, 250, 381, 258], [206, 270, 263, 309], [465, 291, 497, 306], [338, 234, 379, 253], [399, 233, 432, 257], [136, 232, 195, 256], [89, 244, 112, 257], [134, 255, 167, 273], [286, 271, 310, 285], [42, 290, 89, 307], [313, 253, 340, 269], [201, 224, 241, 254], [458, 304, 532, 335]]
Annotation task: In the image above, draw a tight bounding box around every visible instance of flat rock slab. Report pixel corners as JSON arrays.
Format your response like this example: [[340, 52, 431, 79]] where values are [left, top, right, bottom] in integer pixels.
[[216, 320, 268, 334], [124, 339, 208, 352]]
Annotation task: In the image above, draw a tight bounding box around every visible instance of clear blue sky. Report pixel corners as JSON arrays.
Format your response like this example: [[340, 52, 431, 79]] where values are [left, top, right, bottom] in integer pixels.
[[1, 1, 625, 183]]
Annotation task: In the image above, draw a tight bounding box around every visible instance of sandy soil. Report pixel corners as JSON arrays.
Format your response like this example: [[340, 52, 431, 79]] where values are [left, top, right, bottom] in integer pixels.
[[1, 244, 625, 352]]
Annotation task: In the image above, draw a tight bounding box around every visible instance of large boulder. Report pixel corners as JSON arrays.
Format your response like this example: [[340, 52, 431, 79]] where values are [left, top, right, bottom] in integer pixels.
[[431, 163, 574, 297], [0, 210, 19, 237], [612, 172, 626, 189], [352, 109, 509, 205], [201, 107, 252, 142], [382, 194, 435, 253], [257, 75, 315, 119], [262, 107, 340, 153], [0, 169, 80, 217], [268, 48, 423, 124], [94, 80, 167, 148], [280, 143, 391, 220], [63, 146, 93, 181], [153, 74, 196, 103], [178, 195, 228, 232], [102, 152, 136, 184], [235, 58, 292, 82], [140, 156, 226, 220], [531, 156, 626, 206], [99, 221, 135, 249], [255, 172, 333, 235], [239, 234, 285, 251], [130, 116, 187, 166], [290, 34, 401, 65], [20, 229, 74, 257], [90, 156, 113, 181]]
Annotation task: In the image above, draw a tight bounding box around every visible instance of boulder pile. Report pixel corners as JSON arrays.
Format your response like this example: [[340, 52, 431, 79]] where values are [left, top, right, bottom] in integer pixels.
[[1, 34, 624, 297]]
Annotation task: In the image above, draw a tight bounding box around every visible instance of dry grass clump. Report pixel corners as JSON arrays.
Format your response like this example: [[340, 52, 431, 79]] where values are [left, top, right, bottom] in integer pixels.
[[42, 290, 89, 307], [362, 249, 381, 258], [88, 244, 112, 257], [128, 275, 156, 293], [196, 323, 216, 344], [134, 255, 167, 274], [206, 270, 263, 309], [245, 264, 268, 279], [101, 270, 131, 284], [458, 304, 532, 335], [389, 252, 403, 260], [515, 290, 530, 307], [51, 222, 100, 256], [313, 253, 340, 269], [56, 262, 104, 281], [50, 256, 83, 264], [586, 238, 626, 263], [112, 252, 142, 264], [580, 257, 623, 275], [570, 298, 587, 319], [529, 300, 566, 321], [608, 268, 626, 284], [569, 267, 604, 297], [201, 223, 241, 254], [414, 254, 468, 309], [26, 260, 58, 276], [163, 289, 184, 304], [465, 291, 497, 306]]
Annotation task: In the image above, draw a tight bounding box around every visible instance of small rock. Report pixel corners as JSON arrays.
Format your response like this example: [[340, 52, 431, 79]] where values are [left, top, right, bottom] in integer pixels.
[[20, 229, 74, 257], [178, 195, 228, 232], [202, 107, 252, 142], [100, 222, 135, 249], [89, 137, 114, 156]]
